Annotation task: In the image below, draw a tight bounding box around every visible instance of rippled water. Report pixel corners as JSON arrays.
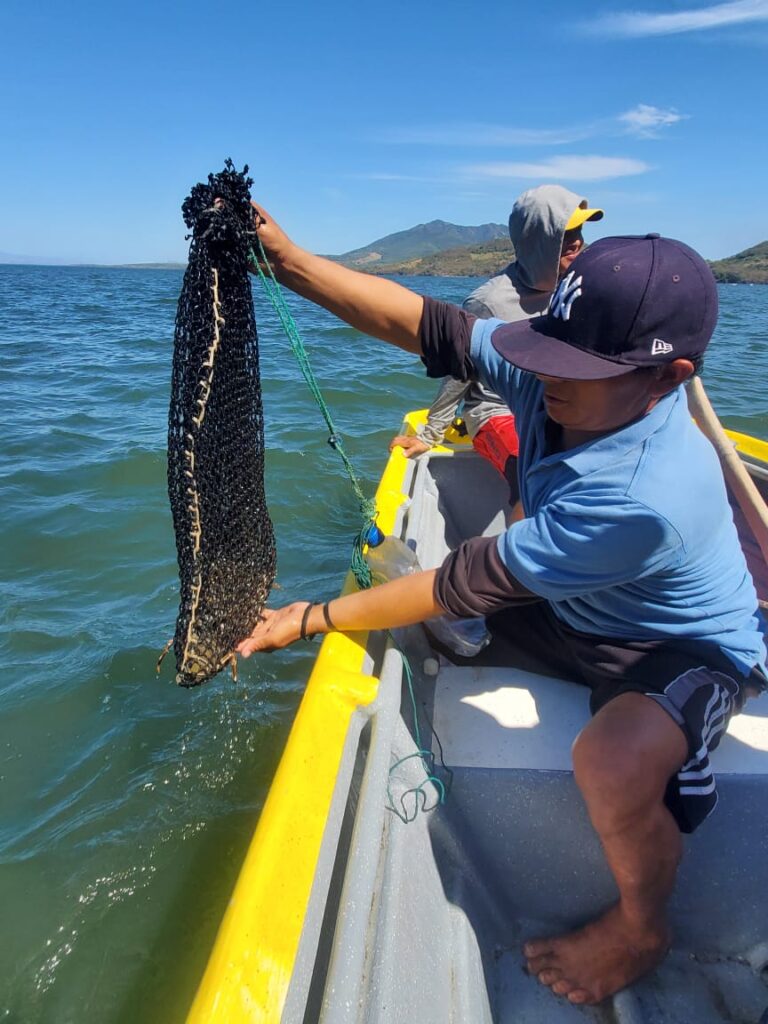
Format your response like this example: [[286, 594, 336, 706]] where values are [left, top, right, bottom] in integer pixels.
[[1, 265, 766, 1023]]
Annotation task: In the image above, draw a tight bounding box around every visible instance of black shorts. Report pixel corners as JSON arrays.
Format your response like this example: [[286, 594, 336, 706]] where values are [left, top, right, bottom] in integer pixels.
[[485, 601, 766, 834]]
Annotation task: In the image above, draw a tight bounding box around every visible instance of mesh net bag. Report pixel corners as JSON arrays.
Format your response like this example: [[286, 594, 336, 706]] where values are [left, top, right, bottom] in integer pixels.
[[163, 161, 276, 686]]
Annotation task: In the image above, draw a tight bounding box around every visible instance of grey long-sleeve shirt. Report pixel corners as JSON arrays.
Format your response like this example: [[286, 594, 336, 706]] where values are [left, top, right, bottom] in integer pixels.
[[418, 376, 506, 444]]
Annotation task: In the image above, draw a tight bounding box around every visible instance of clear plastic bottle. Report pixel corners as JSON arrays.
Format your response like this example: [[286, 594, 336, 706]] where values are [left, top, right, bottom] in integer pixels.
[[365, 529, 490, 658], [364, 532, 420, 586], [425, 614, 491, 659]]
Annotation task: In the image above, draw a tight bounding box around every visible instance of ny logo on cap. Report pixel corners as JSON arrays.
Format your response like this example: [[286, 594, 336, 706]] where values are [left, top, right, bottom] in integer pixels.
[[651, 338, 674, 355], [550, 271, 582, 322]]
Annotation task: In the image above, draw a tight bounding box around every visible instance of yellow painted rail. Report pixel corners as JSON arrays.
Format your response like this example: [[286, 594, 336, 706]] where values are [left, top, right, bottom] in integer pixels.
[[726, 428, 768, 465], [186, 426, 415, 1024]]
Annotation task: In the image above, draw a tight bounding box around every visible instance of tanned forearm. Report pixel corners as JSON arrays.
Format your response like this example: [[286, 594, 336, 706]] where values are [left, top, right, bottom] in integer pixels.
[[237, 569, 444, 656], [309, 568, 442, 633], [251, 202, 424, 353], [276, 246, 424, 354]]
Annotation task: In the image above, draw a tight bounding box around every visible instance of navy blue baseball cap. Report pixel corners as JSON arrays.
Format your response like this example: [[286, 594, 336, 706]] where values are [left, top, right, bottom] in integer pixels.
[[491, 234, 718, 380]]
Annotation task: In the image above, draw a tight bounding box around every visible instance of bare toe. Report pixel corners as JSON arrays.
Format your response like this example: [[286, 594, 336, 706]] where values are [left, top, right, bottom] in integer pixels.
[[525, 949, 557, 974], [523, 939, 553, 959], [567, 988, 595, 1005], [552, 979, 575, 996], [536, 969, 562, 986]]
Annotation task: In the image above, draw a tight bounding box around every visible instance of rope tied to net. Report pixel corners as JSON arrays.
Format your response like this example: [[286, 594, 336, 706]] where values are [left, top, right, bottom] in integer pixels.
[[247, 233, 451, 818], [248, 235, 375, 590]]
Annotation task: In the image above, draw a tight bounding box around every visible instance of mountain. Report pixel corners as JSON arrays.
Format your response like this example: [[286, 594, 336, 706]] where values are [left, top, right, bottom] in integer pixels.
[[367, 237, 514, 277], [5, 233, 765, 282], [334, 219, 508, 267], [358, 235, 768, 282], [709, 241, 768, 284]]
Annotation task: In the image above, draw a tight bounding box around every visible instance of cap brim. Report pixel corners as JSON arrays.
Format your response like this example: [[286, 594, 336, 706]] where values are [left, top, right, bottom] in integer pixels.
[[491, 318, 638, 381], [565, 207, 604, 231]]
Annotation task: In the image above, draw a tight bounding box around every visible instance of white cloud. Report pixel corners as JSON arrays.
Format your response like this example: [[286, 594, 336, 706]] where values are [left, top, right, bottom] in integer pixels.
[[618, 104, 688, 137], [377, 124, 594, 147], [588, 0, 768, 37], [378, 108, 687, 150], [464, 156, 651, 182]]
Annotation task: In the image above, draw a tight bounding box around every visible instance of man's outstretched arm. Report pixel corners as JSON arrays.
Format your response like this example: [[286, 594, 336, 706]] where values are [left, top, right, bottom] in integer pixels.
[[251, 202, 424, 353]]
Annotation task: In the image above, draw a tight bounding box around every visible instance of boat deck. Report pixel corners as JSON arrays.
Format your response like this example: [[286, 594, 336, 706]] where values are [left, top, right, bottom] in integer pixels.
[[380, 449, 768, 1024], [423, 661, 768, 1024]]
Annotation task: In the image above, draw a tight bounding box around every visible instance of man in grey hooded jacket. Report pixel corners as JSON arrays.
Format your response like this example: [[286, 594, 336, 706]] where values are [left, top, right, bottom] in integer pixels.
[[390, 185, 603, 492]]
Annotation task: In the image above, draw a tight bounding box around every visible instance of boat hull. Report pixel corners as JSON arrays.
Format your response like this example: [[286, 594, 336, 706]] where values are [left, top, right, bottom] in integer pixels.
[[187, 411, 768, 1023]]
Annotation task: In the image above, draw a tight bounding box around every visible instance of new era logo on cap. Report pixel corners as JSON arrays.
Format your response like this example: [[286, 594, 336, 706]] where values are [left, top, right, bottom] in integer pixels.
[[651, 338, 674, 355], [490, 234, 719, 381]]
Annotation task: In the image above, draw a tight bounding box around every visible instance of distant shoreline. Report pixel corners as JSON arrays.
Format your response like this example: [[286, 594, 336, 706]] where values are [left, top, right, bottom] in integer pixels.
[[1, 260, 767, 284], [0, 261, 187, 270], [1, 247, 768, 288]]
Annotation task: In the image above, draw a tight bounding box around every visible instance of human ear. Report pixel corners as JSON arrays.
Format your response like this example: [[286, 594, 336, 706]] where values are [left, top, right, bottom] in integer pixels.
[[651, 359, 694, 397]]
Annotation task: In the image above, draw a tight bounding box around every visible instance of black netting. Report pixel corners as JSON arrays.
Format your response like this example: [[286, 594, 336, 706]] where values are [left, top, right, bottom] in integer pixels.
[[165, 160, 275, 687]]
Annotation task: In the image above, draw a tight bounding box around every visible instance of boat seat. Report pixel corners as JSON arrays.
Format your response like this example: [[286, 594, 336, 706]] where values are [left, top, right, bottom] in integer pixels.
[[427, 659, 768, 958], [432, 662, 768, 775]]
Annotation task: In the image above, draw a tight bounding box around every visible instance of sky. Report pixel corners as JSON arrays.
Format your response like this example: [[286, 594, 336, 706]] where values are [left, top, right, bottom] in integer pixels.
[[1, 0, 767, 264]]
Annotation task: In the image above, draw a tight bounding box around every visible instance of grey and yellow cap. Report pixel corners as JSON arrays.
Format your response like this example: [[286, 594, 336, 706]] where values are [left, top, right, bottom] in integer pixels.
[[566, 200, 604, 231]]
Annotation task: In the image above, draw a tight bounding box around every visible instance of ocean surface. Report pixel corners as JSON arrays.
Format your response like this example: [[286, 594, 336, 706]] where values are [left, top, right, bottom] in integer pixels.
[[1, 265, 767, 1023]]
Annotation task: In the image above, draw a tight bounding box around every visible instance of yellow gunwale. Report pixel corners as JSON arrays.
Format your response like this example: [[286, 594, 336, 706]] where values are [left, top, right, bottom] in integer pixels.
[[413, 412, 768, 468], [185, 430, 416, 1024], [725, 428, 768, 465]]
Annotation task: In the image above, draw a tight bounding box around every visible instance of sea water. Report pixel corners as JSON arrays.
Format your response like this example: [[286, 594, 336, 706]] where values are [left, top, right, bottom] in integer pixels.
[[0, 265, 766, 1022]]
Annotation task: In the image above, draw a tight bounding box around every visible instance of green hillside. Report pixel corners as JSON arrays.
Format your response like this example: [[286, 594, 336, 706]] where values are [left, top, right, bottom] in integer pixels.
[[709, 241, 768, 284], [361, 236, 768, 282], [367, 237, 514, 277], [335, 219, 507, 266], [14, 231, 763, 283]]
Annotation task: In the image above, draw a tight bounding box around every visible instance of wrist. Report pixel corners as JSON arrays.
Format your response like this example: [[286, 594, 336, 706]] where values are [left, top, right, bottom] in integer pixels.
[[299, 602, 314, 641], [275, 241, 312, 282], [298, 601, 337, 641]]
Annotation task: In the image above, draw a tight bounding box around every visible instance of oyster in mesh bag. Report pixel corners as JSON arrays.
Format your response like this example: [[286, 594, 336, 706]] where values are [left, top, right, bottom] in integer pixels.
[[160, 161, 275, 686]]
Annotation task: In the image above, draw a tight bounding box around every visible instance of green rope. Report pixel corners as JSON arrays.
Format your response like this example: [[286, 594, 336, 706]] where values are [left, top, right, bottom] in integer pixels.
[[386, 636, 452, 824], [249, 239, 450, 818], [249, 239, 375, 589]]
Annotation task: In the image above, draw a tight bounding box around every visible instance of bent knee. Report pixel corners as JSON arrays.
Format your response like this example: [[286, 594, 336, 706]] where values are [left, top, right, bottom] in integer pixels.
[[572, 736, 666, 833], [572, 728, 649, 797], [572, 698, 687, 810]]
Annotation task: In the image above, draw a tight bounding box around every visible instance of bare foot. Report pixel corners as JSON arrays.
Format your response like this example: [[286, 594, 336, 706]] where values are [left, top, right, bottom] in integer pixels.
[[523, 904, 670, 1005]]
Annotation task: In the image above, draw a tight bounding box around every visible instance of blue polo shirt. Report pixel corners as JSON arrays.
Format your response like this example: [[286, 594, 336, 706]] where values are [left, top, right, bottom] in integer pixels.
[[470, 317, 767, 676]]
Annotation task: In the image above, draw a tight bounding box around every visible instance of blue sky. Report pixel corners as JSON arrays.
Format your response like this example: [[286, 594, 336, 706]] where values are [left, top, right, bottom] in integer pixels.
[[1, 0, 767, 263]]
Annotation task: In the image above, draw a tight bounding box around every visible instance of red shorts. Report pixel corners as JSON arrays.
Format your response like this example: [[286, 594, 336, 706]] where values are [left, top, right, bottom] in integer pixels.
[[472, 415, 519, 477]]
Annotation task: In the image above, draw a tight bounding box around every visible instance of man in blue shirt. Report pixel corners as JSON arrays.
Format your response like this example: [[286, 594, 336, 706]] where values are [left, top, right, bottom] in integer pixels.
[[238, 211, 766, 1006]]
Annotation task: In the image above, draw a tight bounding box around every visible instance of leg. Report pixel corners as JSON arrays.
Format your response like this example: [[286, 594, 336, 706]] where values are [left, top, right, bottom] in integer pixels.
[[525, 692, 688, 1004]]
